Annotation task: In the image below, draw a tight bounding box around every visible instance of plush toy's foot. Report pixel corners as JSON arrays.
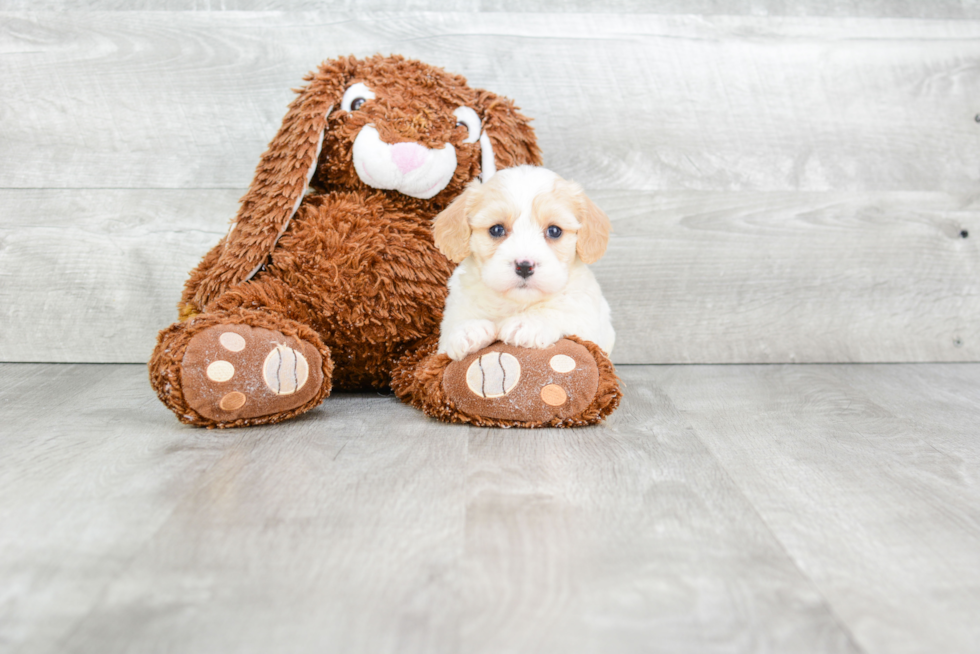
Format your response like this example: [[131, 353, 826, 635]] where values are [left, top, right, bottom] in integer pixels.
[[149, 309, 333, 428], [180, 323, 324, 423], [446, 339, 600, 422], [391, 336, 621, 428]]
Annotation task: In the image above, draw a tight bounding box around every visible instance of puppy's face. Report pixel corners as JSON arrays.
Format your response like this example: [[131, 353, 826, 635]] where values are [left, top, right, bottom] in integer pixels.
[[467, 175, 579, 298], [433, 166, 611, 301]]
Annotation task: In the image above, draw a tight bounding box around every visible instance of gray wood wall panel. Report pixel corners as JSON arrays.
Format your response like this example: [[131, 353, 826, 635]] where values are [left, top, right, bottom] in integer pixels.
[[2, 13, 978, 192], [597, 190, 980, 363], [3, 189, 976, 363], [1, 10, 978, 364], [0, 189, 234, 363], [3, 1, 980, 17]]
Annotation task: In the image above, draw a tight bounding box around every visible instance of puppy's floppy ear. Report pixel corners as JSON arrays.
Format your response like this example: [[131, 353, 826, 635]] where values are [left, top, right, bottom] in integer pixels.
[[473, 91, 542, 183], [185, 58, 351, 312], [571, 183, 612, 264], [433, 180, 481, 263]]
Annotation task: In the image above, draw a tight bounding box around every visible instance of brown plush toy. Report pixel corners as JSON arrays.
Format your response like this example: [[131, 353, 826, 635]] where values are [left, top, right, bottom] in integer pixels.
[[149, 55, 621, 428]]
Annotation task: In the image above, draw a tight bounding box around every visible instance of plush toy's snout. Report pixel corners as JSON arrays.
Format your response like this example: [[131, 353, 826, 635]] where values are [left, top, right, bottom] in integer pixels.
[[352, 126, 459, 199], [349, 98, 495, 199], [392, 142, 429, 173]]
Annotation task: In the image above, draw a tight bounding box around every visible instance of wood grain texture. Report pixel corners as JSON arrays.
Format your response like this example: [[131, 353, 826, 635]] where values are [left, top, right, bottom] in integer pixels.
[[0, 363, 466, 654], [2, 189, 976, 364], [1, 12, 978, 192], [2, 11, 978, 365], [3, 1, 980, 17], [657, 363, 980, 654], [461, 369, 860, 653], [3, 362, 980, 652], [0, 189, 235, 363], [0, 364, 231, 653], [0, 363, 847, 654], [593, 190, 980, 363]]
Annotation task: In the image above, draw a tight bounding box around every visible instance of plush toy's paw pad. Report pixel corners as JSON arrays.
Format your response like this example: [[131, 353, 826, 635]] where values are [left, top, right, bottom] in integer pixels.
[[181, 324, 323, 422], [465, 350, 522, 397], [444, 339, 599, 423]]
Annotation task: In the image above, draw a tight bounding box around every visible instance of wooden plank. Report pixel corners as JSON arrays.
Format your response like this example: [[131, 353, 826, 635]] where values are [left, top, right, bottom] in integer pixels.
[[2, 188, 977, 364], [0, 363, 232, 653], [0, 189, 235, 363], [5, 362, 980, 651], [1, 12, 978, 192], [0, 362, 467, 654], [593, 189, 980, 364], [656, 363, 980, 653], [460, 366, 860, 653], [63, 397, 467, 654], [0, 362, 865, 653], [3, 1, 980, 18]]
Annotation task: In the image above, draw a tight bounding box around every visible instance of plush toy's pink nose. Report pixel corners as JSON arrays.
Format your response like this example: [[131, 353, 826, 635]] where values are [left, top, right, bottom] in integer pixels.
[[391, 142, 428, 174]]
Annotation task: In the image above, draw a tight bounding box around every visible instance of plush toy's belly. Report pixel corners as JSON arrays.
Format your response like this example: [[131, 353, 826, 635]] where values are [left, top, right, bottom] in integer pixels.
[[269, 194, 455, 389]]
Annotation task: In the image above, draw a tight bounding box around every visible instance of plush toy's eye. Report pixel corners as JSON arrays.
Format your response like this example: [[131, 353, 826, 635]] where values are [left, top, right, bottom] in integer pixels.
[[453, 106, 482, 144], [546, 225, 563, 239], [341, 82, 376, 112], [489, 224, 506, 238]]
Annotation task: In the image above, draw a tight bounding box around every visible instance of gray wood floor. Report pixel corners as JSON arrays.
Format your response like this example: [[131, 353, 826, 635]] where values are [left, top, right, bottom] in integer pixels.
[[2, 363, 978, 654]]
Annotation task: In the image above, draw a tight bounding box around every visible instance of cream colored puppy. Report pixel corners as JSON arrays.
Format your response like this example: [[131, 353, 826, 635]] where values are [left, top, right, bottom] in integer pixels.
[[433, 165, 615, 361]]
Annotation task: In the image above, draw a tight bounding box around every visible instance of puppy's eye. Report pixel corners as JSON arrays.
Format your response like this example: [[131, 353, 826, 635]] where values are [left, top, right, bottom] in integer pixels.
[[489, 224, 506, 238], [546, 225, 563, 239], [341, 82, 376, 112]]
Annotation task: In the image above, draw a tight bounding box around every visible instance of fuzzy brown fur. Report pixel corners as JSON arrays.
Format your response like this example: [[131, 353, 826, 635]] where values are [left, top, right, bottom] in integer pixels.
[[180, 56, 540, 317], [149, 54, 619, 428]]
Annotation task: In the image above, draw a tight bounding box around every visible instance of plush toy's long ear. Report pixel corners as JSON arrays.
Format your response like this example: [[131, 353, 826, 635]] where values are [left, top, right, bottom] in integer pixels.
[[184, 60, 349, 313], [433, 181, 481, 263], [474, 91, 542, 183]]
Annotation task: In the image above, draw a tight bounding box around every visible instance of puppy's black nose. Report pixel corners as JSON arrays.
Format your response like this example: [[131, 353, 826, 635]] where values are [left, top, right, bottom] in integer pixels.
[[515, 261, 535, 279]]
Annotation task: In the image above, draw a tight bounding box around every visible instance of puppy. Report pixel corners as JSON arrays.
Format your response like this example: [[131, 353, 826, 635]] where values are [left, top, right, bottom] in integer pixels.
[[433, 165, 615, 361]]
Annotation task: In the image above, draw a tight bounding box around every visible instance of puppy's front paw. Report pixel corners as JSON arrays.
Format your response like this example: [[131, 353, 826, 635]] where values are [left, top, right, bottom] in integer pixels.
[[442, 320, 498, 361], [498, 316, 562, 350]]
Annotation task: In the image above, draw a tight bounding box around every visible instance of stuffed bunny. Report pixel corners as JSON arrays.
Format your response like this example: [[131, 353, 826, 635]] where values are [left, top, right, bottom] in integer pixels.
[[149, 55, 620, 428]]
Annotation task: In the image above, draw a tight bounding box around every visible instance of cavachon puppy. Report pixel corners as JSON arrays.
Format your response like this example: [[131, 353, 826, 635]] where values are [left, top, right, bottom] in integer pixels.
[[433, 166, 615, 361], [149, 54, 620, 429], [396, 166, 623, 428]]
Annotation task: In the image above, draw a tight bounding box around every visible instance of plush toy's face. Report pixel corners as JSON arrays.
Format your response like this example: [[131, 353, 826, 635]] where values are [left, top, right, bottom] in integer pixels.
[[311, 57, 517, 206], [187, 56, 541, 310]]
